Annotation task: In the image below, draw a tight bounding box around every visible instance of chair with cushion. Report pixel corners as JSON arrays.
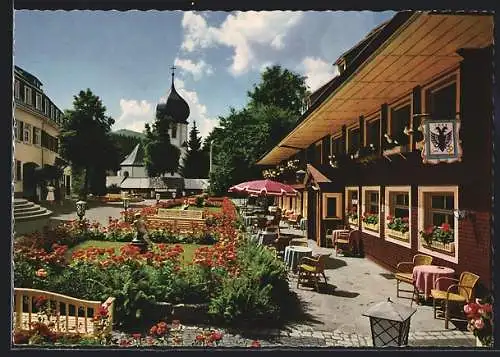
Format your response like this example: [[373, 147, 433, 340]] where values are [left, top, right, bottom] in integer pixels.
[[334, 230, 355, 256], [297, 254, 329, 291], [430, 271, 480, 329], [394, 254, 433, 300]]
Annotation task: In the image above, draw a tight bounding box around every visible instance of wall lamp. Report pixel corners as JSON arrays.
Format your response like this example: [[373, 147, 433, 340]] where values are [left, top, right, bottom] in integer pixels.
[[453, 209, 475, 221]]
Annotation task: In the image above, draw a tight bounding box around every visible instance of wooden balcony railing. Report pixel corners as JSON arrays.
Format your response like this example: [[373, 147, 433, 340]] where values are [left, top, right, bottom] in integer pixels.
[[13, 288, 115, 336]]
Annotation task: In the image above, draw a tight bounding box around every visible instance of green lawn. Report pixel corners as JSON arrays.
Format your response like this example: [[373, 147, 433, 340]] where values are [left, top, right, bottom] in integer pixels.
[[66, 240, 207, 264]]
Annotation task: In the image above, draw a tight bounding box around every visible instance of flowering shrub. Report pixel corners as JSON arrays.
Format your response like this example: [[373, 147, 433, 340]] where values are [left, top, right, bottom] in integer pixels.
[[193, 328, 224, 347], [386, 215, 409, 233], [464, 298, 493, 347], [362, 212, 378, 225], [419, 223, 454, 245]]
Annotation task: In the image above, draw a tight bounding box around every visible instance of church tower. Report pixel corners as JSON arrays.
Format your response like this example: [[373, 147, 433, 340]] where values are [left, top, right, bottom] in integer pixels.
[[155, 66, 190, 176]]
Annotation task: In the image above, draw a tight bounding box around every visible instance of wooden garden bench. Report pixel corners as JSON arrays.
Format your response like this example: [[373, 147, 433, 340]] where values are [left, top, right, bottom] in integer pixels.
[[147, 208, 205, 234], [13, 288, 115, 337]]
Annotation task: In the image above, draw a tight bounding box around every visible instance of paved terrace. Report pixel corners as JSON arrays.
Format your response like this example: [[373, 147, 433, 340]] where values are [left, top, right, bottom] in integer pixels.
[[47, 199, 477, 347]]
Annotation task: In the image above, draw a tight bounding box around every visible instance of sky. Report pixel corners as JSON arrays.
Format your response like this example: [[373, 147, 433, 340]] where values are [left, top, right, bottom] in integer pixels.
[[14, 10, 395, 141]]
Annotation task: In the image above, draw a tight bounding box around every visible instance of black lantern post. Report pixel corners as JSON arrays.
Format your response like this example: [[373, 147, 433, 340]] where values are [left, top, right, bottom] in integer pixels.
[[363, 298, 416, 347], [155, 193, 161, 205], [76, 200, 87, 223], [122, 197, 130, 222]]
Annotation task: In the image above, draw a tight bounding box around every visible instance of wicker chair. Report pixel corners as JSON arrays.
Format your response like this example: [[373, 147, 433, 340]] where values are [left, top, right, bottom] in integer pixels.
[[333, 230, 355, 256], [297, 254, 329, 291], [394, 254, 433, 300], [431, 271, 480, 329]]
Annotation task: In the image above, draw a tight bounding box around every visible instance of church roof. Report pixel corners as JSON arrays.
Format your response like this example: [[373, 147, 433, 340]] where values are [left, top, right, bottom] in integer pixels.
[[120, 144, 145, 166], [156, 69, 190, 124]]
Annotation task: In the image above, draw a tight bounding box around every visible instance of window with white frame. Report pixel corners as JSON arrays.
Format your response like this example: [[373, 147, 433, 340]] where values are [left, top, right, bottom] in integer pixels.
[[33, 127, 41, 146], [23, 123, 31, 144], [44, 99, 49, 115], [345, 186, 359, 227], [322, 193, 342, 219], [418, 186, 458, 263], [347, 126, 360, 155], [24, 86, 32, 105], [171, 124, 177, 139], [384, 186, 411, 247], [14, 80, 20, 99], [361, 186, 380, 235], [35, 93, 42, 110]]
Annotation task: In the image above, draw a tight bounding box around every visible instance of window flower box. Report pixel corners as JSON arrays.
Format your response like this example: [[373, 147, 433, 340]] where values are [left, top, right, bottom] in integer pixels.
[[348, 217, 358, 226], [363, 222, 379, 232], [385, 215, 410, 242], [419, 223, 455, 255], [362, 212, 379, 232], [386, 227, 410, 242]]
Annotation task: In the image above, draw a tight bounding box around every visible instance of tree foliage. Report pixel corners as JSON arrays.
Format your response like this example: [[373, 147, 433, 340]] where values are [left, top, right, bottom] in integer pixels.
[[143, 115, 180, 177], [247, 65, 309, 116], [181, 121, 208, 178], [59, 89, 120, 197]]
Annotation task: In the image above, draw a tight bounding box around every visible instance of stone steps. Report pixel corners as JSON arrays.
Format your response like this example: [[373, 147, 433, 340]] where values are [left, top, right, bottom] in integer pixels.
[[13, 198, 52, 235]]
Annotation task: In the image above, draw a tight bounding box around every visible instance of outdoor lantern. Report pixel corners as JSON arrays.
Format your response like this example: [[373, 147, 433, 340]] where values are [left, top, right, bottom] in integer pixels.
[[123, 197, 130, 211], [156, 193, 161, 204], [296, 169, 306, 183], [172, 192, 177, 199], [363, 297, 416, 347], [76, 200, 87, 221]]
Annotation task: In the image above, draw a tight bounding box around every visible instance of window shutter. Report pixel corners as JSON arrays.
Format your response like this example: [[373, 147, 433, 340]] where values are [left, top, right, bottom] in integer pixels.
[[19, 121, 24, 139], [32, 127, 36, 145]]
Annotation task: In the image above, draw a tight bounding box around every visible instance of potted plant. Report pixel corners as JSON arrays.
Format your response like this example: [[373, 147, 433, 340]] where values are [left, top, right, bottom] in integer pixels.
[[362, 212, 379, 232], [464, 298, 493, 347], [386, 215, 410, 241], [346, 207, 358, 225]]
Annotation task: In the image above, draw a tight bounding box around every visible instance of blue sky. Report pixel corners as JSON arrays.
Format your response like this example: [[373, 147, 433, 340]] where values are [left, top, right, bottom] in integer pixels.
[[14, 10, 394, 140]]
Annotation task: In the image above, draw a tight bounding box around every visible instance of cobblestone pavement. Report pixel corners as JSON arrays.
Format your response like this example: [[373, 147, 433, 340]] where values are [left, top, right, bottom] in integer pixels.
[[112, 324, 477, 348]]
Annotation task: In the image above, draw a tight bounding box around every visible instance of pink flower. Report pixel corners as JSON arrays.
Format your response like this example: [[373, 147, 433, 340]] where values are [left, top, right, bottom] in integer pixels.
[[474, 318, 485, 330], [464, 305, 472, 314]]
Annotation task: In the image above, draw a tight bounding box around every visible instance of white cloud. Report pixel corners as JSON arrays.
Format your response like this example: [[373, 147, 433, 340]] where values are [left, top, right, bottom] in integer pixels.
[[181, 11, 303, 76], [300, 56, 339, 92], [174, 58, 213, 80], [115, 79, 218, 140], [115, 99, 154, 134]]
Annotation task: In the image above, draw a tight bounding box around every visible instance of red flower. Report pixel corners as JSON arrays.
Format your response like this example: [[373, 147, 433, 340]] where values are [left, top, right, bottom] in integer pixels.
[[132, 333, 141, 339], [98, 306, 109, 317], [36, 268, 48, 278], [195, 334, 205, 341], [441, 223, 451, 232], [250, 340, 261, 348], [211, 331, 223, 341], [149, 325, 158, 335]]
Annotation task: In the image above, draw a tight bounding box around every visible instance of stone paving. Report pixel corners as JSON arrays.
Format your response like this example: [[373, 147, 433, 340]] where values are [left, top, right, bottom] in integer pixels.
[[47, 199, 478, 348]]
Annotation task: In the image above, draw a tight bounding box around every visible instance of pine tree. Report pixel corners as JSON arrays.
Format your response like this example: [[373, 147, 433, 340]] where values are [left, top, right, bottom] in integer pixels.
[[181, 121, 208, 178]]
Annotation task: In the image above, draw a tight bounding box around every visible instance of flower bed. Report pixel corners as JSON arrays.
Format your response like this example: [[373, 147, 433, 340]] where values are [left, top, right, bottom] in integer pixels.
[[13, 197, 292, 335]]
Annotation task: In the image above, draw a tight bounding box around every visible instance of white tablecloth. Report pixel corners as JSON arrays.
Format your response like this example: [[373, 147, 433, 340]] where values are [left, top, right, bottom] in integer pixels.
[[284, 245, 313, 272]]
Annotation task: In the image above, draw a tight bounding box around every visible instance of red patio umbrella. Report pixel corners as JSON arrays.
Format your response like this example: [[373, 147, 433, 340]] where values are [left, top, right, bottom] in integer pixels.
[[228, 179, 298, 196]]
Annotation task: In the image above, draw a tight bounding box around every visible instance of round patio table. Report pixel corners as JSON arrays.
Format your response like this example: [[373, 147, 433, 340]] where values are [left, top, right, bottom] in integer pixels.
[[413, 265, 455, 300], [258, 231, 278, 246], [284, 245, 313, 272], [244, 215, 258, 227]]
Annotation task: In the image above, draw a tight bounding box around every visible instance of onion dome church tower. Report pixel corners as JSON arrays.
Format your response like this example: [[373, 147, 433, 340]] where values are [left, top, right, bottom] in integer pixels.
[[155, 66, 190, 176]]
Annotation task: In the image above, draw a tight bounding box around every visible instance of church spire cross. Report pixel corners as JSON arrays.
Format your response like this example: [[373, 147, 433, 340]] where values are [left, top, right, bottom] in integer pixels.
[[170, 66, 176, 87]]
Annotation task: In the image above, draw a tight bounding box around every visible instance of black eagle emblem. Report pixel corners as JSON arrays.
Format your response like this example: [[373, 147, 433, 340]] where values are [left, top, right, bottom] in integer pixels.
[[430, 125, 453, 152]]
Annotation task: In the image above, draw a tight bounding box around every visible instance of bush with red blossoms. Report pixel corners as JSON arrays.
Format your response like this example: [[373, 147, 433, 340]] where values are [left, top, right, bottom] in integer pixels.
[[464, 298, 493, 346]]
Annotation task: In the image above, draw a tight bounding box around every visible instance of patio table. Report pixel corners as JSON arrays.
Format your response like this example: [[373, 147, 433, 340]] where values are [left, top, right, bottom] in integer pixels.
[[413, 265, 455, 300], [258, 231, 278, 246], [243, 215, 258, 227], [284, 245, 313, 273]]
